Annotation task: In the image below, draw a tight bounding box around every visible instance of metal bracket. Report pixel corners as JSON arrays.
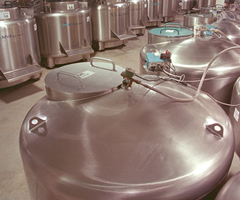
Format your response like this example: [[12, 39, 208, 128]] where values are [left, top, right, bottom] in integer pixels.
[[206, 123, 224, 138], [29, 117, 47, 136]]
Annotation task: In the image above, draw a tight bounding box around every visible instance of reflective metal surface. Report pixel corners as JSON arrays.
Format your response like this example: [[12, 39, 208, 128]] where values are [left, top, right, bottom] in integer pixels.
[[0, 6, 42, 88], [216, 18, 240, 45], [20, 63, 234, 199], [146, 0, 162, 26], [90, 1, 136, 51], [183, 12, 217, 28], [127, 0, 147, 35], [215, 172, 240, 200], [162, 0, 173, 22], [148, 23, 193, 44], [229, 77, 240, 158], [140, 36, 240, 112], [198, 0, 216, 9], [181, 0, 197, 11], [35, 1, 94, 68]]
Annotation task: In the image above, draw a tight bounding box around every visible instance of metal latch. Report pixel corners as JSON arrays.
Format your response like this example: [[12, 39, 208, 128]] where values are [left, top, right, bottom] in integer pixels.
[[206, 123, 224, 138], [29, 117, 47, 136]]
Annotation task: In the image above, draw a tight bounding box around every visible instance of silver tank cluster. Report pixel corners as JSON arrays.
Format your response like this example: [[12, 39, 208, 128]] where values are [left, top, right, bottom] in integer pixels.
[[0, 0, 42, 88], [35, 0, 94, 68], [20, 59, 235, 200]]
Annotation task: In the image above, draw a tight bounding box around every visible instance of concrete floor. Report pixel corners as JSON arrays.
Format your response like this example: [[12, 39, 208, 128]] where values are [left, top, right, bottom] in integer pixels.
[[0, 14, 240, 200]]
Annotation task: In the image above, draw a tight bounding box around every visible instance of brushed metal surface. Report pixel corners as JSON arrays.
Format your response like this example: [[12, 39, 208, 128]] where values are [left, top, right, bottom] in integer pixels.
[[183, 13, 217, 28], [0, 6, 41, 88], [90, 2, 136, 50], [35, 1, 94, 67], [146, 0, 163, 26], [127, 0, 146, 34], [20, 70, 234, 200], [181, 0, 197, 11]]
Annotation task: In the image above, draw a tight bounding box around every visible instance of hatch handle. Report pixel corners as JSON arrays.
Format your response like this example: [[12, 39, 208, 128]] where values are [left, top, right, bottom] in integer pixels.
[[90, 57, 116, 72], [160, 23, 181, 35], [162, 23, 182, 29], [57, 71, 84, 89], [3, 1, 12, 7]]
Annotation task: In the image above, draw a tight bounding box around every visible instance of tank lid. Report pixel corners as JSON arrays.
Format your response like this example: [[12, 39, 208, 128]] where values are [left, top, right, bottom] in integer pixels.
[[0, 3, 19, 20], [45, 58, 125, 101], [149, 23, 193, 38]]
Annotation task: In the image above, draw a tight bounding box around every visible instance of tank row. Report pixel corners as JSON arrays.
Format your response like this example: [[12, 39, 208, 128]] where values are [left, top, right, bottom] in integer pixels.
[[2, 0, 240, 199], [0, 0, 223, 89]]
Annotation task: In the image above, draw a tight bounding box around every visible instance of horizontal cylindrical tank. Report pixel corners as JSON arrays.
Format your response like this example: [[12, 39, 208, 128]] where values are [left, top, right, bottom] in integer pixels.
[[148, 23, 193, 44], [140, 35, 240, 113], [20, 59, 234, 200], [0, 4, 42, 88], [35, 0, 94, 68]]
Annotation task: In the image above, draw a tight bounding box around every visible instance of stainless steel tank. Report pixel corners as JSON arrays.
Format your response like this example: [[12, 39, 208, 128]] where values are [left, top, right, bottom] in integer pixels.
[[90, 1, 136, 51], [0, 2, 42, 88], [181, 0, 197, 11], [20, 58, 234, 200], [146, 0, 162, 27], [35, 0, 94, 68], [162, 0, 173, 22], [215, 18, 240, 45], [140, 34, 240, 113], [229, 77, 240, 158], [183, 12, 217, 28], [148, 23, 193, 44], [198, 0, 216, 8], [215, 172, 240, 200], [127, 0, 147, 35]]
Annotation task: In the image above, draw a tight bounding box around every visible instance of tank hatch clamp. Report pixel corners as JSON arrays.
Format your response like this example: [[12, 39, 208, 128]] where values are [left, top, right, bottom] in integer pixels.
[[206, 123, 224, 138], [29, 117, 47, 136]]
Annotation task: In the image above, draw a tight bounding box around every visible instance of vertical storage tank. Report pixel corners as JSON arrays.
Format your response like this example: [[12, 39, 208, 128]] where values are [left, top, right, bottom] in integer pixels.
[[35, 0, 94, 68], [162, 0, 173, 22], [89, 0, 137, 51], [20, 59, 234, 200], [127, 0, 147, 35], [0, 1, 42, 88], [146, 0, 162, 27]]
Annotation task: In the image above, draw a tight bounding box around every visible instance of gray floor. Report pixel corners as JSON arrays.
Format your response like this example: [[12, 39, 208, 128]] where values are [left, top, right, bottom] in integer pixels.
[[0, 15, 240, 200]]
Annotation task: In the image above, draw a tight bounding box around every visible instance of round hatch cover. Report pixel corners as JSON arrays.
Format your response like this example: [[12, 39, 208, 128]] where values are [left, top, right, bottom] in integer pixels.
[[45, 58, 125, 101], [149, 23, 193, 37]]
